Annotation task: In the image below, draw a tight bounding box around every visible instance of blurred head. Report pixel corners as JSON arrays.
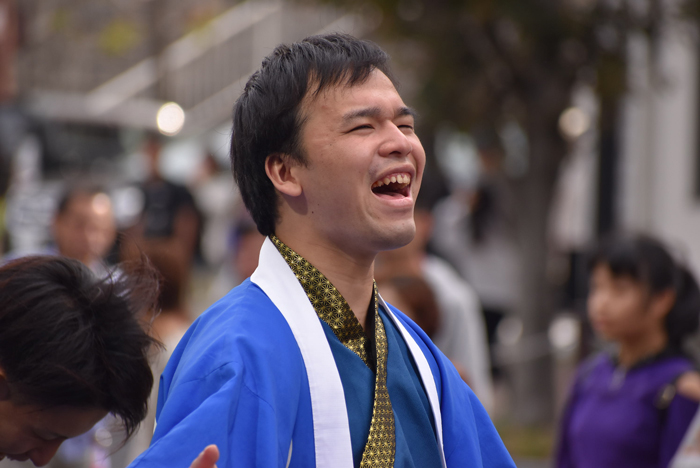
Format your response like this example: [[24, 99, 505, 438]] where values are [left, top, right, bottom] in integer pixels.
[[143, 133, 164, 178], [143, 244, 187, 313], [53, 187, 117, 267], [231, 33, 423, 251], [587, 235, 700, 349], [379, 275, 441, 337], [230, 217, 265, 281], [0, 256, 158, 465], [473, 126, 504, 176]]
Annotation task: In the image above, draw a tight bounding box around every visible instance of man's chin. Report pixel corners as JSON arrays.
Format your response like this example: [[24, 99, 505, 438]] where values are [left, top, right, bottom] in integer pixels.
[[375, 226, 416, 252]]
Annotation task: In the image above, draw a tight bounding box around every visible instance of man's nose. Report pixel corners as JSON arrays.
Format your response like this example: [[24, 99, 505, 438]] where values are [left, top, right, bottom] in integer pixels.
[[378, 124, 413, 158], [29, 440, 63, 467]]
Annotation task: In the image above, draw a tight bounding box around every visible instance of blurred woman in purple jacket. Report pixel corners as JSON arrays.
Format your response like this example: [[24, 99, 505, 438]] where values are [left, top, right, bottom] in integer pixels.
[[556, 234, 700, 468]]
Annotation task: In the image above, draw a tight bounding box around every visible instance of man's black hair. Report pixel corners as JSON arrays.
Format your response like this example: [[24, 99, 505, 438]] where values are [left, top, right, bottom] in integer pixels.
[[589, 234, 700, 349], [230, 33, 395, 236], [0, 256, 159, 439]]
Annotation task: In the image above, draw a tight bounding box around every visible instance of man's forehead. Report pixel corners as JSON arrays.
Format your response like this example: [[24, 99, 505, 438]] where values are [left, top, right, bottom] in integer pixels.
[[301, 71, 409, 118], [305, 67, 389, 95]]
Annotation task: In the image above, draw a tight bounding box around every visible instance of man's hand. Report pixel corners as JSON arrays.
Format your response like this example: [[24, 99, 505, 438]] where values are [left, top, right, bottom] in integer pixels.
[[189, 445, 219, 468]]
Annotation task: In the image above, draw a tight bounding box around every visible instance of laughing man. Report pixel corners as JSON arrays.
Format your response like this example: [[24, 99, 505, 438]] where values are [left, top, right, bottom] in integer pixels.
[[130, 33, 515, 468]]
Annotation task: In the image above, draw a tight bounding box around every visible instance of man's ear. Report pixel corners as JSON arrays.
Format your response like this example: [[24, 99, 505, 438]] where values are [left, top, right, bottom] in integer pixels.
[[265, 153, 303, 197]]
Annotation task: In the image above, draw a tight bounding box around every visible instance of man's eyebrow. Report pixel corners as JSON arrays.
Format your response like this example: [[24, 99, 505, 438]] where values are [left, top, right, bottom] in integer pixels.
[[342, 106, 417, 122], [342, 107, 381, 122], [396, 106, 417, 118]]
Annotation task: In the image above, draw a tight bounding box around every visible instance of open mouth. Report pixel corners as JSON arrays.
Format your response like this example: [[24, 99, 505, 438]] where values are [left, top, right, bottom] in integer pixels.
[[371, 172, 412, 198]]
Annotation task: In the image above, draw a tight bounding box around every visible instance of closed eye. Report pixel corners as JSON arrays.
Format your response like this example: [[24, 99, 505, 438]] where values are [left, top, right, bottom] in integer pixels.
[[349, 124, 373, 132], [33, 430, 65, 443]]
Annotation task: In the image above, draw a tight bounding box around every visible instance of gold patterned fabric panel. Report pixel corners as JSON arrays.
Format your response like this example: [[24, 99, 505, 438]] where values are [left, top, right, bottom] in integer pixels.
[[270, 235, 395, 467], [270, 235, 370, 368], [359, 285, 396, 467]]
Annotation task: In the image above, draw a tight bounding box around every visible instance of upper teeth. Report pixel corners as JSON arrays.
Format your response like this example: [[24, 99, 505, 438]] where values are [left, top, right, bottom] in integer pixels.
[[372, 173, 411, 189]]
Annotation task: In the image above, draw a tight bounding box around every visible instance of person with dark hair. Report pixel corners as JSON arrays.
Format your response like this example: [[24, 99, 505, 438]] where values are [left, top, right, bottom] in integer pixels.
[[52, 186, 117, 274], [556, 234, 700, 468], [376, 275, 441, 338], [431, 136, 519, 380], [0, 255, 157, 466], [130, 33, 514, 468], [118, 244, 194, 468], [134, 133, 202, 269], [4, 185, 117, 278]]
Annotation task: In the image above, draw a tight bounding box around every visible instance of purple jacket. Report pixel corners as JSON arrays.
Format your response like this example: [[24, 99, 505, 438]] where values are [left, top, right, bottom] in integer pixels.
[[556, 351, 698, 468]]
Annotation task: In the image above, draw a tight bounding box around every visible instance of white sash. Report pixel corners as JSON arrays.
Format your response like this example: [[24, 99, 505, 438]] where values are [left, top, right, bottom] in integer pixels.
[[251, 238, 446, 467], [379, 296, 447, 468]]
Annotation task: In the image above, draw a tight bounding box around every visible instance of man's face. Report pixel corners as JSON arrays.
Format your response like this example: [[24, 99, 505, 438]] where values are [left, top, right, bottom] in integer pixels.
[[53, 193, 117, 267], [0, 401, 106, 466], [291, 69, 425, 256]]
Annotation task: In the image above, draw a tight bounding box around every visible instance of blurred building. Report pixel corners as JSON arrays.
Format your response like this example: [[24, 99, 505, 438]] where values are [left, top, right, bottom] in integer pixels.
[[15, 0, 357, 136], [618, 25, 700, 276]]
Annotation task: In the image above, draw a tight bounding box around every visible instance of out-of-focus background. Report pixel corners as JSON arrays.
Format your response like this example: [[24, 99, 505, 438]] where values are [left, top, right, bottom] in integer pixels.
[[2, 0, 700, 466]]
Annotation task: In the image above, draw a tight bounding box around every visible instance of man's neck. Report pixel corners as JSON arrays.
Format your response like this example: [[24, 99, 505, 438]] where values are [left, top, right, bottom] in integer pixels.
[[274, 232, 376, 329]]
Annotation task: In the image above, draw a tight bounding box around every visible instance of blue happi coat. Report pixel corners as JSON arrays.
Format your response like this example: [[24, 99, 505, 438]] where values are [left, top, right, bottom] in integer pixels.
[[129, 239, 515, 468]]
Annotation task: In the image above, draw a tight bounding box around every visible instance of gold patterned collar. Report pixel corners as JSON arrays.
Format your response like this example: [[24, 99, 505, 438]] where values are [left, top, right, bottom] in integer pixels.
[[270, 235, 377, 370], [270, 235, 397, 467]]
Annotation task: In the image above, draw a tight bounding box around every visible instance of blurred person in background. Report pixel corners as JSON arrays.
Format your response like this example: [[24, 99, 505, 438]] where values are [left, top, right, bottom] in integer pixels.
[[207, 211, 265, 305], [119, 245, 193, 468], [52, 188, 117, 276], [377, 274, 477, 389], [133, 133, 201, 269], [4, 186, 117, 277], [189, 153, 238, 270], [377, 275, 441, 338], [431, 132, 519, 380], [0, 255, 157, 467], [556, 234, 700, 468], [376, 203, 494, 412]]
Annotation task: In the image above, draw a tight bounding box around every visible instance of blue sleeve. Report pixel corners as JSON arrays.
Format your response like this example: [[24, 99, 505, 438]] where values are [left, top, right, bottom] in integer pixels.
[[388, 307, 516, 468], [660, 395, 699, 468], [438, 355, 515, 468], [128, 360, 292, 468]]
